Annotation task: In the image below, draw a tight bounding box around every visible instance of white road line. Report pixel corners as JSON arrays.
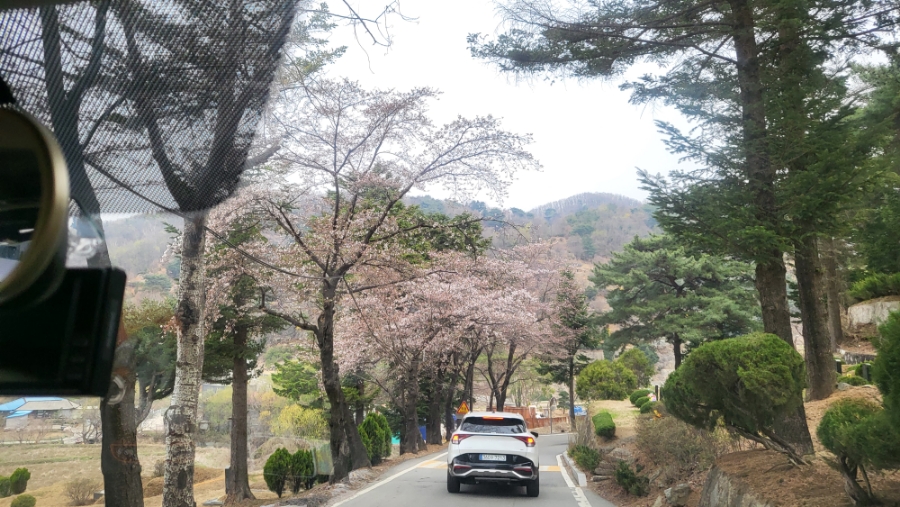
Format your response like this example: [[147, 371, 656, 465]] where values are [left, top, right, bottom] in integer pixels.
[[557, 453, 592, 507], [331, 452, 448, 507]]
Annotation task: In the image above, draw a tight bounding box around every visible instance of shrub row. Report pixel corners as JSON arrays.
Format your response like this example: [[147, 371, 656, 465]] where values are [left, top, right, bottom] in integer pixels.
[[592, 411, 616, 439], [837, 375, 869, 386], [629, 389, 651, 406], [568, 444, 601, 472], [639, 401, 659, 414], [0, 468, 30, 498], [264, 448, 316, 498], [848, 272, 900, 302]]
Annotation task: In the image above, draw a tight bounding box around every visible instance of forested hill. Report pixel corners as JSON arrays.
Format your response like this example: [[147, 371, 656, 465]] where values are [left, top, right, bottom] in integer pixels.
[[406, 192, 658, 262]]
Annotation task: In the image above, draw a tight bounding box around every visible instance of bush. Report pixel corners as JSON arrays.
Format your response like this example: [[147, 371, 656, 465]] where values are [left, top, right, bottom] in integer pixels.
[[662, 333, 807, 460], [614, 461, 649, 496], [640, 401, 659, 414], [152, 459, 165, 478], [9, 468, 29, 494], [568, 444, 601, 472], [848, 272, 900, 302], [64, 478, 98, 506], [636, 412, 728, 475], [0, 476, 9, 498], [629, 389, 651, 406], [874, 311, 900, 425], [264, 448, 292, 498], [358, 412, 392, 464], [10, 495, 35, 507], [592, 411, 616, 439], [837, 375, 869, 386], [289, 449, 315, 494], [634, 396, 650, 408], [817, 398, 884, 504], [577, 360, 637, 400], [618, 348, 655, 386]]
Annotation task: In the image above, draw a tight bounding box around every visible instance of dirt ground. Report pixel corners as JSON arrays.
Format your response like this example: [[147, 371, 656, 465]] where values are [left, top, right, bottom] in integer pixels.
[[580, 386, 900, 507]]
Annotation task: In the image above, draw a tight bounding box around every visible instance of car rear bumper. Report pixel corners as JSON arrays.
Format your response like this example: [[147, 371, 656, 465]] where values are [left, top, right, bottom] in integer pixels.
[[448, 461, 537, 481]]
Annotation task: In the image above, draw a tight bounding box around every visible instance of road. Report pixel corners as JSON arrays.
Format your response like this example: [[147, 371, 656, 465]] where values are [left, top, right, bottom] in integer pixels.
[[332, 433, 617, 507]]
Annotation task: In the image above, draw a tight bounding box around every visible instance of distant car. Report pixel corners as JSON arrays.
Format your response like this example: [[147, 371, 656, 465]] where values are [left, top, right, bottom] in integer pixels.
[[446, 411, 540, 497]]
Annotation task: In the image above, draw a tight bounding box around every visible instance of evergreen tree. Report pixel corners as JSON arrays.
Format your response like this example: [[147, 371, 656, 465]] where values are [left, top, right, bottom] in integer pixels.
[[536, 270, 600, 431], [591, 235, 760, 368]]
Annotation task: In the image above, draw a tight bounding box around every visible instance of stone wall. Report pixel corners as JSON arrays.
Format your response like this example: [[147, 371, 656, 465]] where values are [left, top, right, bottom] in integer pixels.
[[699, 465, 775, 507]]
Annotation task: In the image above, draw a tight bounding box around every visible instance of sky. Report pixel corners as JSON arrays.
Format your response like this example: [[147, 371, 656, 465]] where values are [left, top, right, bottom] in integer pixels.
[[323, 0, 687, 211]]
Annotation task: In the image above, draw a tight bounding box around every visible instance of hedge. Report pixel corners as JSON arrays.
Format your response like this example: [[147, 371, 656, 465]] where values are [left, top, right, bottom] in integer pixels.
[[0, 477, 10, 498], [634, 396, 651, 408], [593, 411, 616, 439], [640, 401, 659, 414], [629, 389, 651, 406], [10, 495, 35, 507], [837, 375, 869, 386], [848, 272, 900, 302], [9, 469, 29, 495]]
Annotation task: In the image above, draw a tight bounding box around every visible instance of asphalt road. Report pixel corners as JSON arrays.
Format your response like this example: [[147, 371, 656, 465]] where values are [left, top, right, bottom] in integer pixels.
[[332, 433, 617, 507]]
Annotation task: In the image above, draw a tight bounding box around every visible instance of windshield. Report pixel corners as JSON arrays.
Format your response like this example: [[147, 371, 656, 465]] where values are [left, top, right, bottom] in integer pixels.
[[460, 417, 527, 434]]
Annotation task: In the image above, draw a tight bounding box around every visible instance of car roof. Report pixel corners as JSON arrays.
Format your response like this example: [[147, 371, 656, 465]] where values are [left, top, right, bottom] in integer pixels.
[[462, 411, 525, 420]]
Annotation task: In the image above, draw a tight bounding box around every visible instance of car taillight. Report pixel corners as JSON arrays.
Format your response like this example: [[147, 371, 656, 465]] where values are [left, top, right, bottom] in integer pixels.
[[451, 433, 472, 444], [513, 466, 533, 475], [513, 435, 536, 447]]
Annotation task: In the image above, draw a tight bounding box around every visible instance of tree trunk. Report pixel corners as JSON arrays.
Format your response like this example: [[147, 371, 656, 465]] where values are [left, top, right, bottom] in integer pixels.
[[728, 0, 814, 455], [226, 325, 254, 504], [794, 236, 836, 401], [836, 456, 874, 506], [355, 377, 365, 426], [568, 356, 576, 432], [464, 361, 476, 410], [317, 282, 370, 482], [399, 368, 424, 454], [443, 382, 457, 441], [163, 213, 209, 507], [822, 237, 844, 350], [101, 330, 144, 507], [426, 378, 443, 445]]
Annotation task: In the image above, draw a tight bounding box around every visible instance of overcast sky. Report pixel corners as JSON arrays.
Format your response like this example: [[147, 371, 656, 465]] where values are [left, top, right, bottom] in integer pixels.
[[323, 0, 687, 211]]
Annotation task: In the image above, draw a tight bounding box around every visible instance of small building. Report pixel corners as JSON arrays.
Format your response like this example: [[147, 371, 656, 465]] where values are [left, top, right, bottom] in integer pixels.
[[0, 397, 81, 429]]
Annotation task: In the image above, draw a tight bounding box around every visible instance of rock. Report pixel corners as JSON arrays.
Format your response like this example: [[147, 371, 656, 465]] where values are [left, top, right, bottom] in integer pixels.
[[665, 483, 691, 506], [648, 468, 662, 483], [652, 495, 665, 507], [608, 447, 634, 463], [837, 382, 851, 391], [699, 465, 774, 507], [202, 500, 224, 506], [591, 475, 611, 482]]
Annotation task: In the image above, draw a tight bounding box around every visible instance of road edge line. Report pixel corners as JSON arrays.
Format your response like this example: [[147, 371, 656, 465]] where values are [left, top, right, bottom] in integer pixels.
[[557, 453, 592, 507], [330, 451, 448, 507]]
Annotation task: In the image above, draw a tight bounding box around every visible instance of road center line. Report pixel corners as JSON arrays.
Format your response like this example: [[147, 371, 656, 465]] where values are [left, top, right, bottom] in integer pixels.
[[557, 453, 592, 507], [331, 452, 448, 507]]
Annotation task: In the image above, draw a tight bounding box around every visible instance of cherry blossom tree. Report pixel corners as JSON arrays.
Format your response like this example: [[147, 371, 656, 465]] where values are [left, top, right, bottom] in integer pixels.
[[242, 78, 539, 479]]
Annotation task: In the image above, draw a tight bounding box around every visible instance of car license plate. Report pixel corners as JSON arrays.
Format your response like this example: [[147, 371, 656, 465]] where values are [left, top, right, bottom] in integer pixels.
[[480, 454, 505, 461]]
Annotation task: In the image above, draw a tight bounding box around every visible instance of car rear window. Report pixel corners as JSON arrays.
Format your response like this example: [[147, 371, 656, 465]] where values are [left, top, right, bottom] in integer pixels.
[[460, 416, 526, 434]]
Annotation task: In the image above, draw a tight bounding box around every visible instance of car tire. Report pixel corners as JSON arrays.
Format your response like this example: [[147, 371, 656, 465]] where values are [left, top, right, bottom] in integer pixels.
[[447, 472, 461, 493], [526, 477, 540, 497]]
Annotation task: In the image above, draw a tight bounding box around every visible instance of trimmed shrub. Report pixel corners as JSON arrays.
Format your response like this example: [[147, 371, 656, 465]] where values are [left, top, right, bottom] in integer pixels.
[[9, 468, 29, 495], [614, 461, 649, 496], [10, 495, 35, 507], [817, 398, 883, 504], [592, 411, 616, 439], [848, 272, 900, 302], [639, 401, 659, 414], [662, 333, 807, 460], [618, 348, 655, 387], [264, 448, 292, 498], [359, 412, 392, 464], [289, 449, 315, 493], [577, 360, 637, 400], [629, 389, 651, 406], [874, 311, 900, 425], [634, 396, 650, 408], [568, 444, 601, 472], [64, 479, 98, 506], [837, 375, 869, 386], [0, 476, 10, 498]]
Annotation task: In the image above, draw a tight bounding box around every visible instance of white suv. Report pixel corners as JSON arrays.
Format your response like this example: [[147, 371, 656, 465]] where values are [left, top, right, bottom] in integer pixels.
[[446, 411, 540, 497]]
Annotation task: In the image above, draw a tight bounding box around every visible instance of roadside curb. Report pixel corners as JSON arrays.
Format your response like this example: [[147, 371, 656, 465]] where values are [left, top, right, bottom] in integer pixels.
[[561, 451, 588, 487]]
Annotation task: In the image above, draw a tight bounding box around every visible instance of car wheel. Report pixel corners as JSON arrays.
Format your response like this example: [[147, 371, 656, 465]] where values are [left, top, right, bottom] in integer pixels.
[[447, 472, 461, 493], [526, 477, 539, 497]]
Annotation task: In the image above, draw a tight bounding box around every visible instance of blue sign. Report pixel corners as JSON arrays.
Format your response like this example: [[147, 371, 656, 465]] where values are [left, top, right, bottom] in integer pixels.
[[573, 405, 587, 416]]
